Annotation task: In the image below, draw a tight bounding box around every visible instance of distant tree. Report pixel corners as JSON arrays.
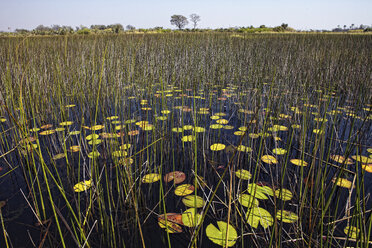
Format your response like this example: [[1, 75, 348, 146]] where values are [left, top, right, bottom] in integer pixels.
[[126, 25, 136, 30], [281, 23, 288, 30], [170, 15, 188, 30], [108, 24, 124, 33], [15, 29, 29, 34], [189, 13, 201, 29], [259, 25, 266, 28]]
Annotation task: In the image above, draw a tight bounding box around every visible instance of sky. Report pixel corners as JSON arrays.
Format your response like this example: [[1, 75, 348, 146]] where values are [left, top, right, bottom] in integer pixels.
[[0, 0, 371, 31]]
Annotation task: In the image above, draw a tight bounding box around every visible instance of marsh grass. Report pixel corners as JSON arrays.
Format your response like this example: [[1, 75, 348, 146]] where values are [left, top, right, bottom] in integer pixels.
[[0, 33, 371, 247]]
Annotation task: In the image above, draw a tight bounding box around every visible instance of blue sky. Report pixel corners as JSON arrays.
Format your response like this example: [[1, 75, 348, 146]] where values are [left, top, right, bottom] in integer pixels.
[[0, 0, 371, 31]]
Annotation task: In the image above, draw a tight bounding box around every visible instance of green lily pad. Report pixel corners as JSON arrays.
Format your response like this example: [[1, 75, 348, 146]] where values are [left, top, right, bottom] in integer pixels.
[[235, 169, 252, 180], [238, 194, 259, 208], [206, 221, 238, 247], [73, 179, 92, 192], [276, 210, 298, 223], [142, 173, 161, 183], [182, 208, 202, 227], [246, 207, 273, 229], [182, 195, 204, 208], [275, 188, 293, 201]]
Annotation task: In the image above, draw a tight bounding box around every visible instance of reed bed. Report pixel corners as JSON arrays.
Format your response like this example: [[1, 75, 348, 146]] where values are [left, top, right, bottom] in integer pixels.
[[0, 33, 371, 247]]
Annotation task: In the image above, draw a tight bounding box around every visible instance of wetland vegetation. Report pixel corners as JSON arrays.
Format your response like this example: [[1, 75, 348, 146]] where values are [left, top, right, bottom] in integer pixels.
[[0, 33, 371, 247]]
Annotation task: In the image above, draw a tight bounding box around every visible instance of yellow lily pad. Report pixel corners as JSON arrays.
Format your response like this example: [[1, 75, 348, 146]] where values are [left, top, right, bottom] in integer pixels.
[[74, 179, 92, 192], [330, 155, 354, 165], [181, 135, 194, 142], [344, 226, 360, 239], [91, 125, 104, 131], [290, 159, 308, 167], [272, 148, 287, 155], [174, 184, 195, 196], [142, 173, 161, 183], [158, 218, 182, 233], [60, 121, 73, 126], [261, 155, 278, 165], [332, 177, 354, 189], [210, 124, 223, 129], [352, 155, 372, 164], [210, 143, 226, 151]]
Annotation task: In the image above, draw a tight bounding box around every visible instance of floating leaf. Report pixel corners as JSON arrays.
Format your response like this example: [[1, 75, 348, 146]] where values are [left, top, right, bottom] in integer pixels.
[[210, 124, 223, 129], [158, 218, 182, 233], [223, 125, 234, 130], [276, 210, 298, 223], [210, 143, 226, 151], [55, 127, 65, 132], [234, 131, 245, 136], [69, 131, 81, 135], [206, 221, 237, 247], [88, 151, 100, 159], [237, 145, 252, 153], [73, 179, 92, 192], [164, 171, 186, 184], [235, 169, 252, 180], [60, 121, 73, 126], [210, 115, 220, 120], [351, 155, 372, 164], [69, 146, 80, 152], [182, 208, 202, 227], [161, 110, 171, 115], [86, 134, 99, 141], [88, 139, 102, 145], [39, 130, 55, 135], [106, 116, 119, 120], [238, 194, 259, 208], [193, 127, 206, 133], [91, 125, 104, 131], [272, 148, 287, 155], [172, 127, 183, 133], [182, 135, 194, 142], [290, 159, 308, 167], [216, 119, 228, 124], [361, 164, 372, 173], [40, 124, 53, 129], [120, 144, 131, 150], [183, 125, 193, 130], [238, 126, 248, 132], [246, 207, 273, 229], [313, 129, 324, 135], [249, 133, 259, 139], [53, 153, 65, 160], [182, 195, 204, 208], [247, 184, 269, 199], [142, 173, 161, 183], [112, 150, 127, 157], [332, 177, 354, 189], [275, 188, 293, 201], [175, 184, 195, 196], [330, 155, 353, 165], [344, 226, 360, 239], [156, 116, 167, 121], [119, 157, 134, 166], [261, 155, 278, 165]]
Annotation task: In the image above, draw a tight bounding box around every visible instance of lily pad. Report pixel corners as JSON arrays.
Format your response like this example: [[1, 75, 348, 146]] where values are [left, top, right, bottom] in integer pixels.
[[290, 159, 308, 167], [344, 226, 360, 239], [210, 143, 226, 151], [351, 155, 372, 164], [206, 221, 238, 247], [182, 135, 194, 142], [142, 173, 161, 183], [275, 188, 293, 201], [182, 195, 204, 208], [276, 210, 298, 223], [246, 207, 273, 229], [235, 169, 252, 180], [236, 145, 252, 153], [330, 155, 353, 165], [174, 184, 195, 196], [238, 194, 259, 208], [182, 208, 202, 227], [272, 148, 287, 155], [73, 179, 92, 192], [261, 155, 278, 165], [164, 171, 186, 184], [332, 177, 354, 189], [158, 217, 182, 233]]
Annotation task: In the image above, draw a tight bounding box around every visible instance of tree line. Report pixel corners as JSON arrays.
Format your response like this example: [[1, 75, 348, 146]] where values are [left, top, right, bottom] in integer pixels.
[[5, 13, 372, 35]]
